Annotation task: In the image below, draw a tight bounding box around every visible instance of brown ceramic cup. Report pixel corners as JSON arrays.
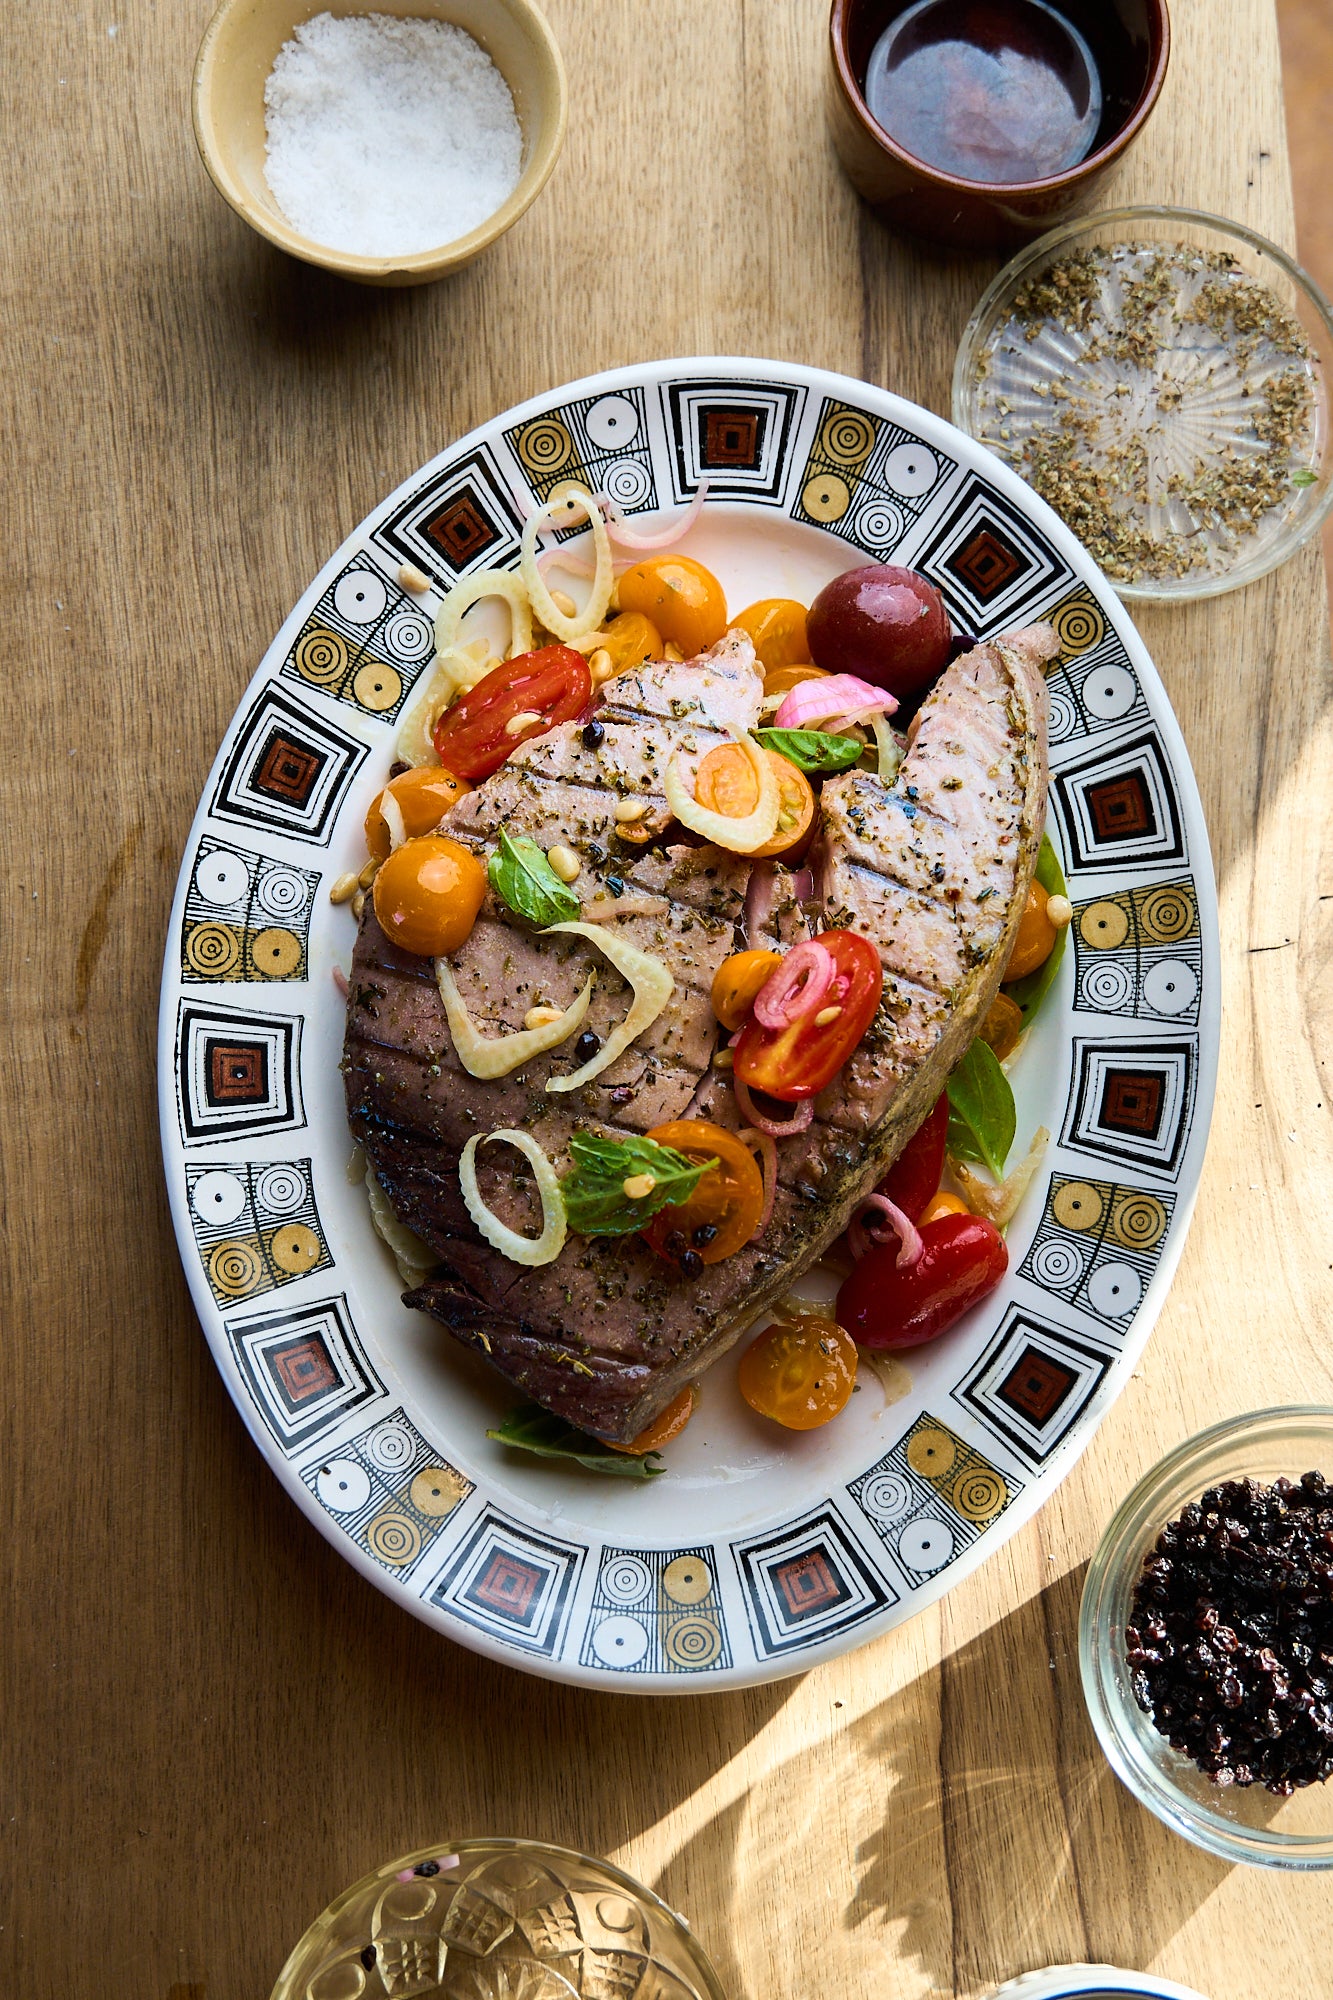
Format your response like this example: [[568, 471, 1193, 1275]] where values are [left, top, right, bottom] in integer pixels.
[[828, 0, 1170, 252]]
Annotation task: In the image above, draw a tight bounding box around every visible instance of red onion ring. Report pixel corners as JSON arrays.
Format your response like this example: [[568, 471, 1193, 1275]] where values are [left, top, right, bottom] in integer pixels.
[[733, 1075, 814, 1138], [738, 1126, 777, 1234], [597, 481, 709, 551], [744, 859, 777, 941], [789, 866, 815, 901], [332, 965, 350, 998], [536, 548, 636, 581], [752, 938, 835, 1030], [848, 1192, 922, 1269], [773, 674, 898, 731]]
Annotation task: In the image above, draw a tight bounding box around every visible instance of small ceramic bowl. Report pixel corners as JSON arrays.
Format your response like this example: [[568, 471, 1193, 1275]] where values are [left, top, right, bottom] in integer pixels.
[[1081, 1407, 1333, 1870], [988, 1971, 1210, 2000], [827, 0, 1170, 252], [193, 0, 567, 286]]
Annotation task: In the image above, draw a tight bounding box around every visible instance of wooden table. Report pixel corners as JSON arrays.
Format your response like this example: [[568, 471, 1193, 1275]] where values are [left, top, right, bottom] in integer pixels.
[[5, 1, 1332, 1994]]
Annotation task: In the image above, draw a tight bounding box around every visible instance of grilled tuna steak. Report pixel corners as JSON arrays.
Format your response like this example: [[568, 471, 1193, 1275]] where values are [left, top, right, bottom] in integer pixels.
[[344, 624, 1055, 1443]]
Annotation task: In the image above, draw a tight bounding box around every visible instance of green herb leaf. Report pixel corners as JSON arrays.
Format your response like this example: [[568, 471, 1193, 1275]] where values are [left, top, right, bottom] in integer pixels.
[[947, 1038, 1017, 1181], [487, 1403, 665, 1479], [752, 727, 866, 774], [1004, 833, 1070, 1026], [560, 1131, 717, 1237], [488, 829, 580, 928], [1292, 468, 1318, 488]]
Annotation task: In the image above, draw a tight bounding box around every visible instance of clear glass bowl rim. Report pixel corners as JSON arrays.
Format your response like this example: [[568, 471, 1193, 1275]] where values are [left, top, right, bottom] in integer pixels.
[[270, 1834, 728, 2000], [951, 204, 1333, 603], [1079, 1404, 1333, 1870]]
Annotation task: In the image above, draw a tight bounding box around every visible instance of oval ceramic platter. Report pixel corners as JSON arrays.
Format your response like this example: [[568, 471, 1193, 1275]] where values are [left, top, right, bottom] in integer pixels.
[[159, 358, 1218, 1690]]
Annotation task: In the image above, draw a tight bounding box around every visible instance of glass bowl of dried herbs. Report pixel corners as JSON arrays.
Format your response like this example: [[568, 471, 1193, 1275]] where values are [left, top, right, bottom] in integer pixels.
[[1081, 1406, 1333, 1868], [953, 206, 1333, 600]]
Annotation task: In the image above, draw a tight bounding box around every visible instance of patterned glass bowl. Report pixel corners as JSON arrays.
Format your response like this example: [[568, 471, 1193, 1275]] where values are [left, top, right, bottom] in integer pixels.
[[1080, 1406, 1333, 1869], [952, 207, 1333, 601], [270, 1837, 726, 1999]]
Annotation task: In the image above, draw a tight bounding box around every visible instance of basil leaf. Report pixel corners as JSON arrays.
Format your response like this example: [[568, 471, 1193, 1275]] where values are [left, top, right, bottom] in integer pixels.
[[488, 829, 580, 928], [752, 727, 866, 774], [946, 1038, 1016, 1181], [487, 1403, 665, 1479], [1293, 468, 1318, 487], [560, 1131, 717, 1237], [1004, 833, 1069, 1026]]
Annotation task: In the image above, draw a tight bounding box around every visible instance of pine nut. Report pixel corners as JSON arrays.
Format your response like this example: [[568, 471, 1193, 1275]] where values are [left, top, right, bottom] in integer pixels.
[[1046, 893, 1073, 929], [713, 1046, 734, 1070], [524, 1005, 563, 1029], [505, 709, 543, 737], [814, 1004, 843, 1027], [589, 648, 613, 678], [329, 871, 360, 905], [397, 563, 431, 593], [622, 1173, 657, 1200], [550, 589, 578, 618], [351, 889, 366, 919], [358, 857, 380, 889], [663, 641, 684, 662], [546, 844, 581, 883], [614, 796, 648, 823]]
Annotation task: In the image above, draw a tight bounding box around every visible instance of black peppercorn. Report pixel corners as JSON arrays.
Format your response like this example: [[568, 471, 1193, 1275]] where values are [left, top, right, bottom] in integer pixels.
[[692, 1223, 717, 1247], [664, 1230, 687, 1257], [679, 1249, 704, 1278], [574, 1031, 600, 1062], [582, 721, 605, 749], [605, 875, 625, 898], [414, 1860, 441, 1877], [361, 1947, 377, 1969]]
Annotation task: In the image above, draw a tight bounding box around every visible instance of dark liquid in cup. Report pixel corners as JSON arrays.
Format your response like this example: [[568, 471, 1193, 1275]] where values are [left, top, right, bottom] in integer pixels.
[[863, 0, 1103, 184]]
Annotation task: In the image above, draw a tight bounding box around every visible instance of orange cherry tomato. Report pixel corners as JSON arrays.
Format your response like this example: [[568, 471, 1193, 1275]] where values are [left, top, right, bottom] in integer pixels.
[[364, 766, 471, 863], [734, 598, 810, 670], [1005, 882, 1058, 981], [432, 646, 590, 783], [641, 1120, 765, 1265], [595, 610, 662, 676], [711, 948, 782, 1031], [694, 744, 816, 861], [371, 835, 486, 957], [607, 1384, 699, 1455], [979, 990, 1024, 1062], [762, 663, 828, 699], [618, 555, 727, 656], [738, 1316, 857, 1430], [919, 1191, 969, 1224]]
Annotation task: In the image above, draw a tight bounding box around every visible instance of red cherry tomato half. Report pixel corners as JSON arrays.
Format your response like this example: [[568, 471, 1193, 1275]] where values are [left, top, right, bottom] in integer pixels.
[[877, 1092, 949, 1223], [733, 929, 882, 1103], [432, 646, 591, 783], [836, 1213, 1007, 1351]]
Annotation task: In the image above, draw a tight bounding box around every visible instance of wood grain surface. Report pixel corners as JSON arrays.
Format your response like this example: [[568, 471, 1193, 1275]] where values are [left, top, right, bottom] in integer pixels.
[[3, 2, 1331, 1996]]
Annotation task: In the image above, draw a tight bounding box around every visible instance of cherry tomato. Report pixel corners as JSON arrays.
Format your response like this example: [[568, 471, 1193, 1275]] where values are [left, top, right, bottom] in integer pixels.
[[594, 610, 662, 677], [979, 990, 1024, 1061], [694, 744, 816, 861], [371, 835, 487, 957], [762, 662, 827, 700], [607, 1384, 699, 1456], [919, 1191, 969, 1223], [641, 1120, 765, 1265], [734, 929, 883, 1102], [618, 555, 728, 655], [711, 948, 783, 1031], [364, 766, 471, 863], [432, 646, 590, 783], [738, 1316, 857, 1430], [837, 1213, 1007, 1350], [807, 564, 951, 698], [878, 1091, 949, 1222], [1005, 883, 1058, 981], [734, 598, 810, 669]]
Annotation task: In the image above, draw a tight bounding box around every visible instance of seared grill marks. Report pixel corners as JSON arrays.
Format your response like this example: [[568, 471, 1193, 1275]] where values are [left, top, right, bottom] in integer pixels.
[[344, 624, 1055, 1443]]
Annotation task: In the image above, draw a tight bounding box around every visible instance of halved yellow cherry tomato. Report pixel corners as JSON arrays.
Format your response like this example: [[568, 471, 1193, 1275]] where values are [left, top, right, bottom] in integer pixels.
[[695, 744, 816, 861], [762, 662, 828, 699], [371, 835, 486, 957], [365, 766, 471, 863], [738, 1316, 857, 1430], [641, 1119, 765, 1265], [734, 598, 810, 670], [595, 610, 663, 677], [607, 1384, 699, 1455], [979, 990, 1024, 1062], [919, 1191, 969, 1224], [618, 555, 727, 655], [1005, 882, 1058, 981], [711, 948, 782, 1030]]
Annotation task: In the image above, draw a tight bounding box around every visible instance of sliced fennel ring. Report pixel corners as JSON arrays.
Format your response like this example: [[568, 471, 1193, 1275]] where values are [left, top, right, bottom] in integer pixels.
[[459, 1129, 567, 1267], [543, 922, 674, 1093], [664, 727, 781, 853], [435, 958, 594, 1079], [521, 485, 613, 642]]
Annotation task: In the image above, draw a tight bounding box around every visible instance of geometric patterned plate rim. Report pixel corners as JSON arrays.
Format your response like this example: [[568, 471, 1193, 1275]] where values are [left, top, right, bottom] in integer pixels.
[[158, 356, 1220, 1690]]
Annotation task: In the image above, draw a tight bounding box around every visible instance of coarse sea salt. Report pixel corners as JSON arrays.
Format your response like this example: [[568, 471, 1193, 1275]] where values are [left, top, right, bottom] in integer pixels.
[[263, 12, 523, 260]]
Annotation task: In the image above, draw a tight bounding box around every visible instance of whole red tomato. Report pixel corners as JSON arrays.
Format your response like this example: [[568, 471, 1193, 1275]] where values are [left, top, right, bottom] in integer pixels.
[[836, 1213, 1007, 1350], [807, 564, 951, 699]]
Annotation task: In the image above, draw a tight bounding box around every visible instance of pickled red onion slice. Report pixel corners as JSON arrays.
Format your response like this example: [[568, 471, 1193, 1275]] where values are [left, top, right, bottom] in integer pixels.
[[733, 1076, 814, 1138], [597, 480, 709, 551], [773, 674, 898, 731], [752, 939, 836, 1030], [848, 1192, 923, 1269], [738, 1126, 777, 1234]]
